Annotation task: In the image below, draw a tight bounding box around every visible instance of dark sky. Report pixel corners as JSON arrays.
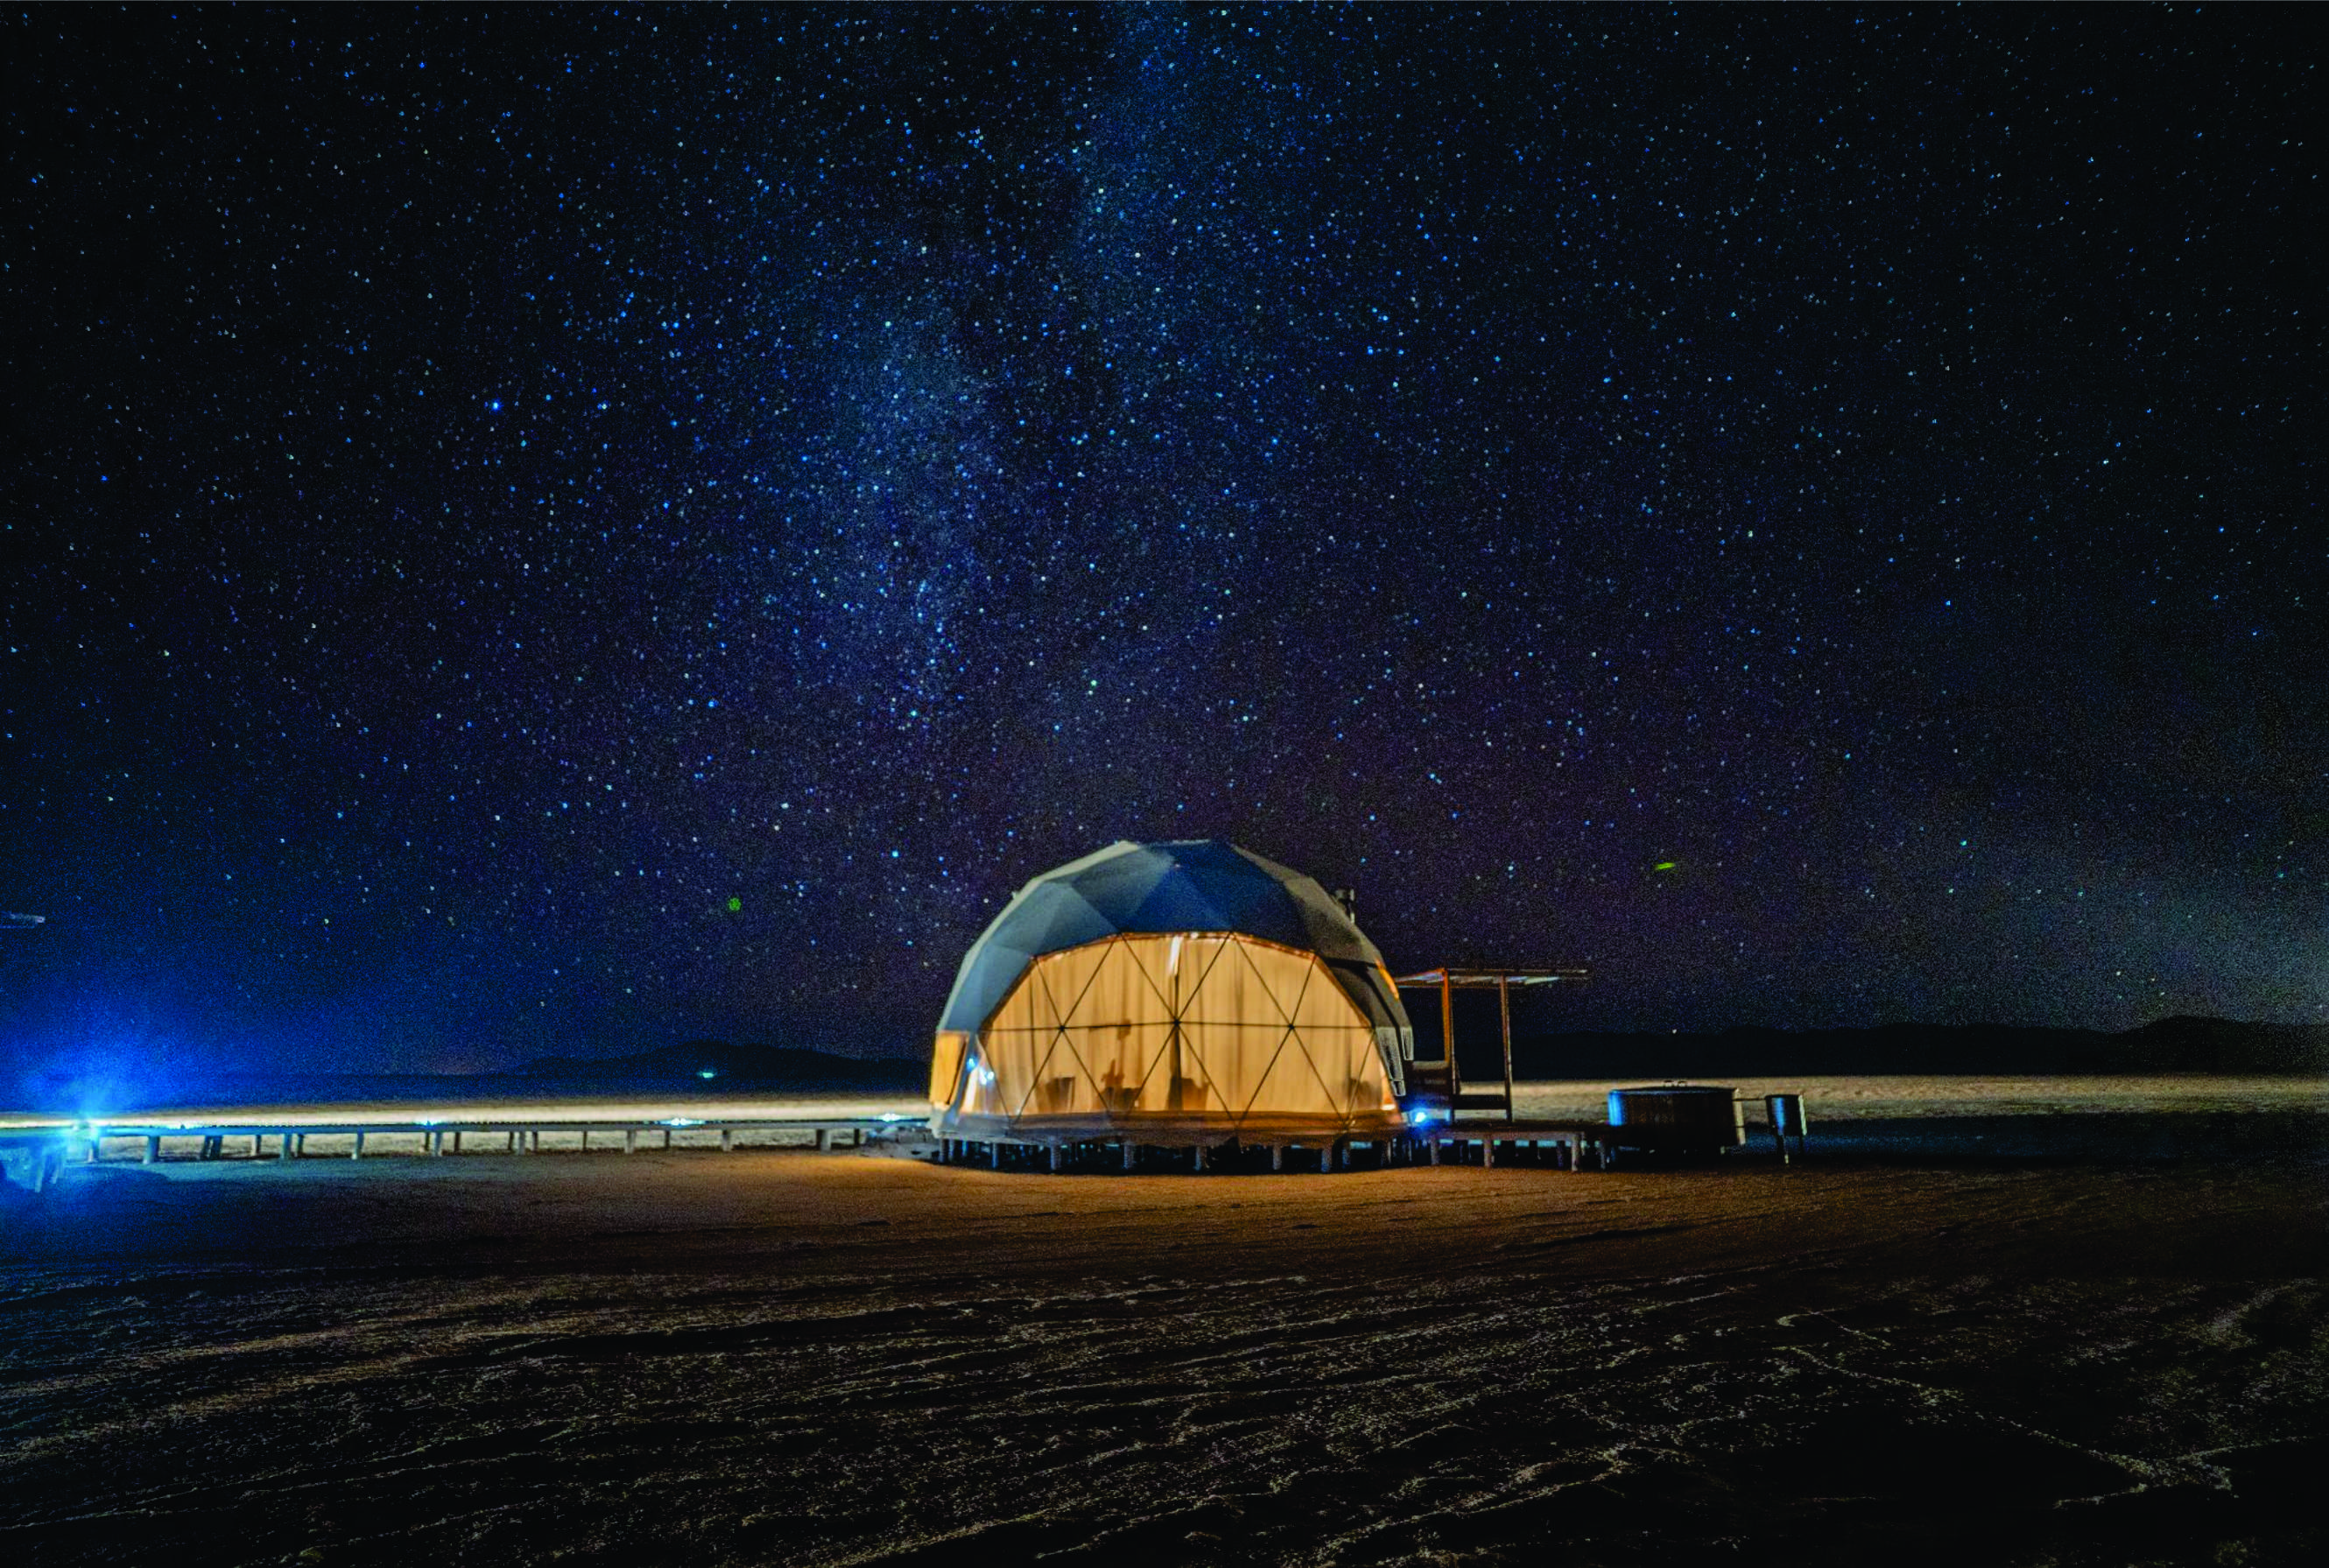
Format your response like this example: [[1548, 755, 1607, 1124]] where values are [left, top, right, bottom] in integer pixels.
[[4, 4, 2320, 1079]]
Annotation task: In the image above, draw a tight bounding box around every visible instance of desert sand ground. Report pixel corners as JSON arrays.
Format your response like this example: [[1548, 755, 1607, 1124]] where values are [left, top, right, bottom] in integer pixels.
[[2, 1078, 2324, 1566]]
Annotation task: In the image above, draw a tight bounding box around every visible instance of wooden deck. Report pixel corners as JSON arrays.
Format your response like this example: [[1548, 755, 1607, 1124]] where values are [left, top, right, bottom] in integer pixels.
[[931, 1115, 1632, 1172]]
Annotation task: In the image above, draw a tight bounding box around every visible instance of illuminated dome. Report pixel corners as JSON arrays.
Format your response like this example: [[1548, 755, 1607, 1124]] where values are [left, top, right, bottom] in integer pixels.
[[928, 840, 1414, 1144]]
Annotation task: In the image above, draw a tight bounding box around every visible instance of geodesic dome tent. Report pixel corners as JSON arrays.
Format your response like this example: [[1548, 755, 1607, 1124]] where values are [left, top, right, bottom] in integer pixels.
[[928, 840, 1415, 1145]]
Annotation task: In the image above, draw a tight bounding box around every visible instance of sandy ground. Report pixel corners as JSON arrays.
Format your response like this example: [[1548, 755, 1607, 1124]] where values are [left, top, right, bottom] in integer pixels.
[[2, 1079, 2325, 1566]]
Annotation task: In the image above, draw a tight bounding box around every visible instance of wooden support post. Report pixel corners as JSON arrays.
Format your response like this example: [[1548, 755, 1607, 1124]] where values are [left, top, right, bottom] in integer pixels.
[[815, 1128, 831, 1152], [1270, 1143, 1285, 1171], [352, 1131, 366, 1161], [1440, 973, 1458, 1103], [297, 1133, 308, 1156], [144, 1136, 159, 1165], [625, 1129, 637, 1155], [990, 1141, 1004, 1170], [279, 1132, 295, 1162], [450, 1131, 461, 1155], [1429, 1136, 1441, 1166], [1050, 1143, 1063, 1171], [1482, 1137, 1495, 1170], [720, 1128, 734, 1152], [580, 1129, 589, 1152], [1193, 1143, 1207, 1172], [251, 1134, 264, 1157], [662, 1129, 672, 1150], [1122, 1142, 1137, 1172], [1498, 975, 1516, 1122]]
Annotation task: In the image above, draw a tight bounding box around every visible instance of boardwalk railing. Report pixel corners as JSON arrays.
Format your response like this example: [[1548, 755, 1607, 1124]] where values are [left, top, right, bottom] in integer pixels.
[[2, 1114, 925, 1188]]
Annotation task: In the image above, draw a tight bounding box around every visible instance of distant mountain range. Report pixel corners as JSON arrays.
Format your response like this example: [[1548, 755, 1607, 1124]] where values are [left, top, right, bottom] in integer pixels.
[[1488, 1016, 2329, 1079], [507, 1040, 925, 1092]]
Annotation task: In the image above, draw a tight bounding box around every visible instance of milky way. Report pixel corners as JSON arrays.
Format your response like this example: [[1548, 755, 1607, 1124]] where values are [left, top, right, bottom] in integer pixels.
[[4, 6, 2319, 1073]]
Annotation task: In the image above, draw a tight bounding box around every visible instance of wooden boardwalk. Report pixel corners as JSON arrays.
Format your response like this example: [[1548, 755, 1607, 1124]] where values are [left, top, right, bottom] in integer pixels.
[[7, 1110, 1793, 1188], [3, 1114, 918, 1183]]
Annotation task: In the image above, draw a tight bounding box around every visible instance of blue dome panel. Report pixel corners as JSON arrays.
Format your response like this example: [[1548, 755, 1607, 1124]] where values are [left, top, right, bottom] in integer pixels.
[[936, 840, 1412, 1054]]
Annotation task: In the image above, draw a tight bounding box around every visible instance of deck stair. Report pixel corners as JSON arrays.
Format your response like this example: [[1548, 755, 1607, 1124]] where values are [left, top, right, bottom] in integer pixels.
[[1402, 1057, 1512, 1114]]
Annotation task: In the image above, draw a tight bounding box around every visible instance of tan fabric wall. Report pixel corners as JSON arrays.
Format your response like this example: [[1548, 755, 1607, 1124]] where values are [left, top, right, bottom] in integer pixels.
[[927, 1031, 968, 1107], [945, 933, 1398, 1132]]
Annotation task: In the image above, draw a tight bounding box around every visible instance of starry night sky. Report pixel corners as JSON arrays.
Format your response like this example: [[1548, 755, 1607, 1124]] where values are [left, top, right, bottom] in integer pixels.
[[4, 5, 2320, 1079]]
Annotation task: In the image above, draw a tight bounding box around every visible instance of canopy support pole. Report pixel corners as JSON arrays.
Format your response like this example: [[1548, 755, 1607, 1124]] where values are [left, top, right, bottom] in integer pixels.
[[1498, 975, 1515, 1122], [1440, 973, 1458, 1102]]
